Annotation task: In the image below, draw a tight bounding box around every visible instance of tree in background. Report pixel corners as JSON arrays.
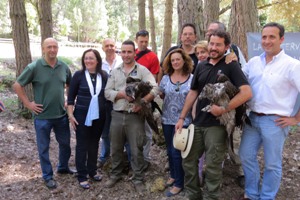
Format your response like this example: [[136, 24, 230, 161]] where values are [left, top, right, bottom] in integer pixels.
[[138, 0, 146, 30], [38, 0, 53, 42], [203, 0, 220, 34], [177, 0, 204, 41], [148, 0, 157, 53], [160, 0, 174, 61], [229, 0, 260, 60], [9, 0, 33, 118]]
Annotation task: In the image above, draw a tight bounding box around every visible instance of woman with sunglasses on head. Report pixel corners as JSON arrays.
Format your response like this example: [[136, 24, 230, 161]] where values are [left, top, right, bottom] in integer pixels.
[[159, 48, 193, 197], [67, 49, 108, 189]]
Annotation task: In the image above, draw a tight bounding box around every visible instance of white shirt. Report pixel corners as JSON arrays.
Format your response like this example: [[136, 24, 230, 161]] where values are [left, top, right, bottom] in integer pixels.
[[243, 50, 300, 116], [102, 55, 123, 74]]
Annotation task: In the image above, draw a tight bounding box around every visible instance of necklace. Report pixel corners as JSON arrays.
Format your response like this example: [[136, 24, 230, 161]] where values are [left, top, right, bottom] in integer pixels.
[[90, 73, 96, 82]]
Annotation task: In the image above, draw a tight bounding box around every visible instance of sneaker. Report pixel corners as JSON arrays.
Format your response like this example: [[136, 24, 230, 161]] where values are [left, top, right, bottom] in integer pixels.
[[45, 179, 57, 189], [104, 177, 121, 188]]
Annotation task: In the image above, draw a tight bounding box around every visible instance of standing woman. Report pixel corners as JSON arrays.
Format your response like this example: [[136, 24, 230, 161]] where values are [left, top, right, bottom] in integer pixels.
[[160, 48, 193, 197], [68, 49, 108, 189]]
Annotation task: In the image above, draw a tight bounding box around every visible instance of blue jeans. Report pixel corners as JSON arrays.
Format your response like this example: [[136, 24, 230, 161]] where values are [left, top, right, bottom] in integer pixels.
[[34, 115, 71, 181], [162, 124, 184, 189], [239, 113, 289, 200], [99, 101, 112, 163]]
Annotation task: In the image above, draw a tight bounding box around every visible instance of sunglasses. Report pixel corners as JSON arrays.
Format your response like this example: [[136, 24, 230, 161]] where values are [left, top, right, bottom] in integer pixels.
[[175, 81, 180, 92]]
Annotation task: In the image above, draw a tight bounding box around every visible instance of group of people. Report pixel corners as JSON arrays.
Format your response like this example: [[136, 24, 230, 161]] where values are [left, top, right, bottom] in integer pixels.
[[12, 20, 300, 200]]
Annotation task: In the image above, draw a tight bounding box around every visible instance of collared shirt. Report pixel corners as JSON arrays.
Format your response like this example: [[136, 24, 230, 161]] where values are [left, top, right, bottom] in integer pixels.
[[243, 50, 300, 116], [102, 55, 123, 74], [105, 62, 159, 111]]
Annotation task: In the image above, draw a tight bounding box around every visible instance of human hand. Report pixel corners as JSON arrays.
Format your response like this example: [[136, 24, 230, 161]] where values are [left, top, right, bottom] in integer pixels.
[[210, 104, 225, 117], [68, 116, 78, 131], [26, 101, 43, 115], [225, 52, 238, 64], [175, 118, 184, 133], [275, 117, 299, 128]]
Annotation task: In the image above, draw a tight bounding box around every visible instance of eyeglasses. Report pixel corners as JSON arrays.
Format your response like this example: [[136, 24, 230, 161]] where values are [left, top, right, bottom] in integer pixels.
[[84, 57, 96, 61], [175, 81, 180, 92], [136, 30, 149, 37]]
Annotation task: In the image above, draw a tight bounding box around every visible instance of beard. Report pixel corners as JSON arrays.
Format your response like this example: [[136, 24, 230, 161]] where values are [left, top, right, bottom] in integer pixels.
[[209, 50, 224, 60]]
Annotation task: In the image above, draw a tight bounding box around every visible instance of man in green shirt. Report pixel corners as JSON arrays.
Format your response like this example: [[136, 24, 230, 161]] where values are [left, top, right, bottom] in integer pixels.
[[13, 38, 73, 189]]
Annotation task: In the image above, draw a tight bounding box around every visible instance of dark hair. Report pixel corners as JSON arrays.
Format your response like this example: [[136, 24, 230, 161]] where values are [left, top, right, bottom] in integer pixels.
[[162, 48, 193, 76], [263, 22, 285, 38], [209, 21, 227, 31], [81, 49, 104, 76], [181, 23, 197, 35], [122, 40, 135, 51], [136, 29, 149, 38], [208, 30, 231, 46]]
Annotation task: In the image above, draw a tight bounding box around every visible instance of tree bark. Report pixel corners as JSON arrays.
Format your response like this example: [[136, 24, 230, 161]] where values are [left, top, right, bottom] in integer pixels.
[[9, 0, 33, 115], [177, 0, 204, 41], [148, 0, 157, 53], [160, 0, 174, 61], [38, 0, 53, 43], [138, 0, 146, 30], [229, 0, 260, 60], [203, 0, 219, 32]]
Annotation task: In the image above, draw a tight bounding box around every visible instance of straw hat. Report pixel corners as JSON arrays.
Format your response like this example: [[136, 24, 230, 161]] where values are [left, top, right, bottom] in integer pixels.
[[173, 124, 194, 158]]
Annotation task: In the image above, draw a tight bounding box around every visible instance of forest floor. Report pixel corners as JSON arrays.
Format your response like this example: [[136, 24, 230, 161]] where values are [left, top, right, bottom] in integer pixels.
[[0, 60, 300, 200]]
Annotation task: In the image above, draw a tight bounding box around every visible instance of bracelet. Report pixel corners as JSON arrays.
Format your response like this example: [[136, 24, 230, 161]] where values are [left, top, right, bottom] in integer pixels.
[[179, 117, 185, 120]]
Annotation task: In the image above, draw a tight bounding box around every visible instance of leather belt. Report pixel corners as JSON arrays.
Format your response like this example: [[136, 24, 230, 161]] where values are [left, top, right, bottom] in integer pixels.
[[114, 110, 136, 114], [251, 111, 283, 117]]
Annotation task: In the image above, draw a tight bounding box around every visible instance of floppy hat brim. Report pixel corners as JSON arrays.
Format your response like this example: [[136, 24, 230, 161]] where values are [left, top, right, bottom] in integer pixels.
[[177, 124, 194, 158]]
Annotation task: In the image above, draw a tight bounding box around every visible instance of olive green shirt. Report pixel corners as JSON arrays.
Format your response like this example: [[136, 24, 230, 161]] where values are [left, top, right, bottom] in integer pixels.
[[17, 58, 72, 119]]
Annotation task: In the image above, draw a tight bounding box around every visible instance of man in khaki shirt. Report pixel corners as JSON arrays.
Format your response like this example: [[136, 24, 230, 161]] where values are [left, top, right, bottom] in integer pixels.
[[104, 40, 159, 193]]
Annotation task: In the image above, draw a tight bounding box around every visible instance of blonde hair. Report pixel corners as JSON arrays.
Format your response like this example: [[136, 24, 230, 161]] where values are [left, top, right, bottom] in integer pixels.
[[194, 40, 208, 52]]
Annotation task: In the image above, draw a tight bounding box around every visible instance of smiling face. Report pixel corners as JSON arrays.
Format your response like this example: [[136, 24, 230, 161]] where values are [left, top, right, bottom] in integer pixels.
[[102, 38, 116, 57], [84, 51, 98, 73], [208, 35, 229, 61], [195, 47, 209, 62], [42, 38, 58, 61], [121, 44, 136, 66], [170, 52, 184, 71], [261, 26, 284, 57]]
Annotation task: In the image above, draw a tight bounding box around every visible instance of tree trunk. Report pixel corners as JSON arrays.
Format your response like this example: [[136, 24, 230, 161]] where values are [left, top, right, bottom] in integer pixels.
[[138, 0, 146, 30], [203, 0, 219, 31], [177, 0, 204, 41], [160, 0, 174, 61], [148, 0, 157, 53], [9, 0, 33, 116], [229, 0, 260, 60], [38, 0, 53, 43]]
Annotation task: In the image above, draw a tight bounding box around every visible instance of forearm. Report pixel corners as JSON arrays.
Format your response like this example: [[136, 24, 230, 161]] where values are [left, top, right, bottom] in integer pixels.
[[179, 90, 198, 119], [225, 85, 252, 112], [13, 82, 31, 108]]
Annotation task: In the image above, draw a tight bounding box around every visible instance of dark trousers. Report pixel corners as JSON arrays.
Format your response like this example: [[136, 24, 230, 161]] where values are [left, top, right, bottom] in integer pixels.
[[75, 117, 105, 182]]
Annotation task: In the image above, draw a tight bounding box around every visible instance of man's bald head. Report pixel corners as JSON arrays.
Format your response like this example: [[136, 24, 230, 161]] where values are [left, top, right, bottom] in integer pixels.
[[102, 38, 116, 56]]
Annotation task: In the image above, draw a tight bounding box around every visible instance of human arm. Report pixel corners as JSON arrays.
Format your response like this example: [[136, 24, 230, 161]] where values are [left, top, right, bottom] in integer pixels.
[[210, 85, 252, 116], [13, 82, 43, 115], [175, 89, 198, 132]]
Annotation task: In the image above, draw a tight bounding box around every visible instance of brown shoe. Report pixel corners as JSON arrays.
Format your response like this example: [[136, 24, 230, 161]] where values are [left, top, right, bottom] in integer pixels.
[[104, 177, 121, 188]]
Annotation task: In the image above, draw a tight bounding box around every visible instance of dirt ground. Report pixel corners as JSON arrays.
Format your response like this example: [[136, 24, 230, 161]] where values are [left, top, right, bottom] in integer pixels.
[[0, 63, 300, 200]]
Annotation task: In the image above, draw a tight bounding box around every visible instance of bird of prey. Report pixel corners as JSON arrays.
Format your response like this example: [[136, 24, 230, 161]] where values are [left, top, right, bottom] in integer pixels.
[[125, 77, 161, 136]]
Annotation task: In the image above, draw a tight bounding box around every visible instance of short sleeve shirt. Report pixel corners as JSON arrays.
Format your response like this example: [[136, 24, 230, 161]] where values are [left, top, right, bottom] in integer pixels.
[[17, 58, 72, 119], [191, 56, 249, 127]]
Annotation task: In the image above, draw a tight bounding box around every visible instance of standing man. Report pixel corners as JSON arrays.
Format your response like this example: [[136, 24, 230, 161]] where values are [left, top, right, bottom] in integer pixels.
[[13, 38, 74, 189], [239, 22, 300, 200], [175, 30, 252, 200], [158, 23, 198, 83], [98, 38, 122, 168], [135, 30, 160, 169], [206, 21, 247, 187], [104, 40, 159, 193]]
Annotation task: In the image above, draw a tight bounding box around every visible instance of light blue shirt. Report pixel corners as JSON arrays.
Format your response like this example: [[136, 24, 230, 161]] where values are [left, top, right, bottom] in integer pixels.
[[160, 74, 193, 125]]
